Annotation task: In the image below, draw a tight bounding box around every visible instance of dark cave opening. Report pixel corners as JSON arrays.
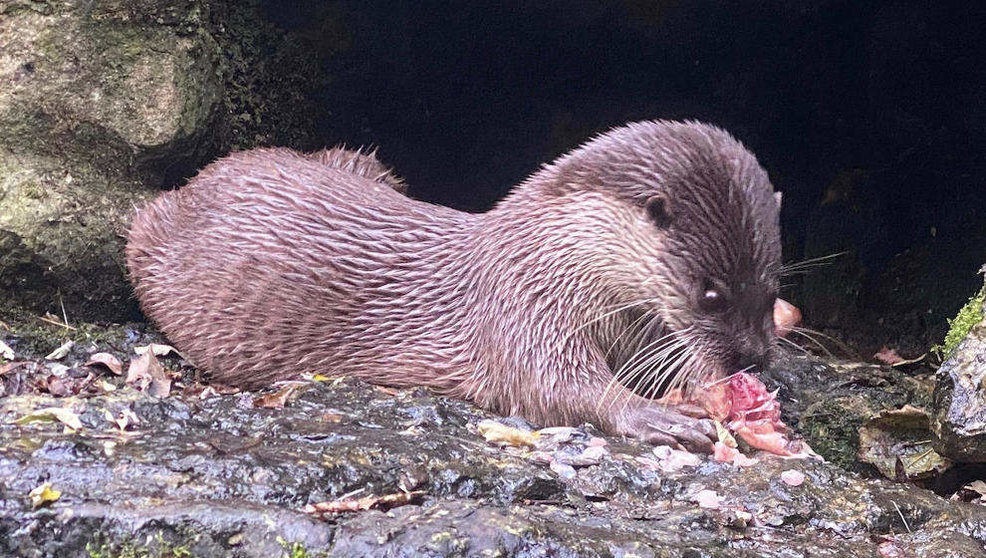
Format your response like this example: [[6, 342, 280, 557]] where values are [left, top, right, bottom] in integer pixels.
[[255, 0, 986, 355]]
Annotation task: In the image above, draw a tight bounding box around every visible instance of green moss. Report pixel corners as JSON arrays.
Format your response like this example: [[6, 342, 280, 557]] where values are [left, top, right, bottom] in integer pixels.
[[85, 532, 191, 558], [933, 281, 986, 359], [277, 536, 309, 558], [800, 396, 873, 470]]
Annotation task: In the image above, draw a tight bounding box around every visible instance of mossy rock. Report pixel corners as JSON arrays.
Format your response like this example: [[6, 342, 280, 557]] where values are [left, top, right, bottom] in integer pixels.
[[933, 271, 986, 360], [0, 0, 222, 321]]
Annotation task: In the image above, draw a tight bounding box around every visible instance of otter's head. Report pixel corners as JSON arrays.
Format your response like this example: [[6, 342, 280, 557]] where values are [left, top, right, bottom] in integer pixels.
[[528, 120, 782, 390]]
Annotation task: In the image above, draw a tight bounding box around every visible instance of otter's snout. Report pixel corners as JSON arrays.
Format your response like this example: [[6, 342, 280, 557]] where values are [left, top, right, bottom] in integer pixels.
[[729, 335, 774, 373]]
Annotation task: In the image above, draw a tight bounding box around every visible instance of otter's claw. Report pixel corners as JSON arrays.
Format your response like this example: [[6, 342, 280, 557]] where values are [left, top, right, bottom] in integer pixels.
[[625, 406, 717, 453]]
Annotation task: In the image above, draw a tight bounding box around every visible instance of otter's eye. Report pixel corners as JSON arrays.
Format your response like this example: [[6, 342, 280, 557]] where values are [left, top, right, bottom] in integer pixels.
[[699, 287, 727, 313]]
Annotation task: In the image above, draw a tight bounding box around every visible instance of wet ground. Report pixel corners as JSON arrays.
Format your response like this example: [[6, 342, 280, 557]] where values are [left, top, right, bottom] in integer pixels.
[[1, 319, 984, 557]]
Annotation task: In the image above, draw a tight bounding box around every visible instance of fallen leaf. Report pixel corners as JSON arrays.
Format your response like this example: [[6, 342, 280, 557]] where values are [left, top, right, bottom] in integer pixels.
[[0, 340, 14, 360], [104, 408, 140, 431], [253, 383, 306, 408], [183, 383, 239, 398], [125, 353, 171, 397], [134, 343, 182, 358], [951, 480, 986, 503], [45, 340, 74, 361], [721, 508, 754, 529], [965, 480, 986, 496], [303, 490, 425, 516], [28, 482, 61, 508], [858, 405, 950, 480], [873, 347, 926, 367], [873, 346, 903, 365], [0, 361, 32, 376], [16, 407, 83, 430], [478, 419, 539, 447], [45, 375, 72, 397], [317, 412, 343, 423], [85, 353, 123, 375]]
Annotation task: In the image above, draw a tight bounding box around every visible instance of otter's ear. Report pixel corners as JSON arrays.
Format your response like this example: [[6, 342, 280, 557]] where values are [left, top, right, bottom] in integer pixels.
[[774, 191, 782, 209], [645, 194, 672, 229]]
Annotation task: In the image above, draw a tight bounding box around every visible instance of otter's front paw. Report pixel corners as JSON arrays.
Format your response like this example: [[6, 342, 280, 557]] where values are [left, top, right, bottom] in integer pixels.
[[623, 406, 717, 453]]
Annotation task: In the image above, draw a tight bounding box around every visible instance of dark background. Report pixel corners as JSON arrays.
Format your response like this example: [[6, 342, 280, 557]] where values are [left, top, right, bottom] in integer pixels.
[[258, 0, 986, 355]]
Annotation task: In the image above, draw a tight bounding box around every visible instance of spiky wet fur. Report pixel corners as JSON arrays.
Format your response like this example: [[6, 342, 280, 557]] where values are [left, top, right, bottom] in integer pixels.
[[126, 121, 781, 435]]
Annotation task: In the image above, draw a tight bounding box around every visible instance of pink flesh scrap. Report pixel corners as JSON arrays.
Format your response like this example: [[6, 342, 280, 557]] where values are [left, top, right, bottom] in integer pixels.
[[702, 372, 819, 459]]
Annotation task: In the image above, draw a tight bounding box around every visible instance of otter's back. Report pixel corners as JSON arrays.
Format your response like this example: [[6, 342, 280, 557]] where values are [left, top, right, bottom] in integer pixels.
[[126, 148, 470, 387]]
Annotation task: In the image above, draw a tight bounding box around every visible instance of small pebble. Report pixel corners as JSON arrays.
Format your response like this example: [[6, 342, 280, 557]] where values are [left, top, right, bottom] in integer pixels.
[[550, 460, 577, 479], [780, 469, 806, 486]]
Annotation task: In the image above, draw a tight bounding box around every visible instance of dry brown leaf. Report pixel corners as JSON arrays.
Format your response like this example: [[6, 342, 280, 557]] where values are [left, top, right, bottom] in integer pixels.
[[0, 361, 32, 377], [303, 490, 425, 516], [103, 408, 140, 431], [45, 375, 72, 397], [965, 480, 986, 496], [253, 383, 306, 408], [126, 353, 171, 397], [85, 352, 123, 375], [873, 347, 926, 367], [951, 480, 986, 503]]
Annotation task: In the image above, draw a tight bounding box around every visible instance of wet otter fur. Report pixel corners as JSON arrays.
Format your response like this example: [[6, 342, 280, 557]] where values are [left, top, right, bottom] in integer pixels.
[[126, 121, 781, 451]]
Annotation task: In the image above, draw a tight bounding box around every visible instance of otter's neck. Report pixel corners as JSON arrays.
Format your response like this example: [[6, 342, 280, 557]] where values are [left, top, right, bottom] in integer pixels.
[[449, 188, 622, 413]]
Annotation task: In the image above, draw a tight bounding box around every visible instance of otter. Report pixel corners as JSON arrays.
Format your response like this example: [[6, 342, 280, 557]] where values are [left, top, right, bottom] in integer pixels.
[[126, 120, 782, 452]]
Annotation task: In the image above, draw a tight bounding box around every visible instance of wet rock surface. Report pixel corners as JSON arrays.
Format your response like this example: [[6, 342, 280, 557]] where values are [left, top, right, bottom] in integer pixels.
[[932, 318, 986, 462], [2, 332, 985, 557], [764, 352, 936, 472]]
